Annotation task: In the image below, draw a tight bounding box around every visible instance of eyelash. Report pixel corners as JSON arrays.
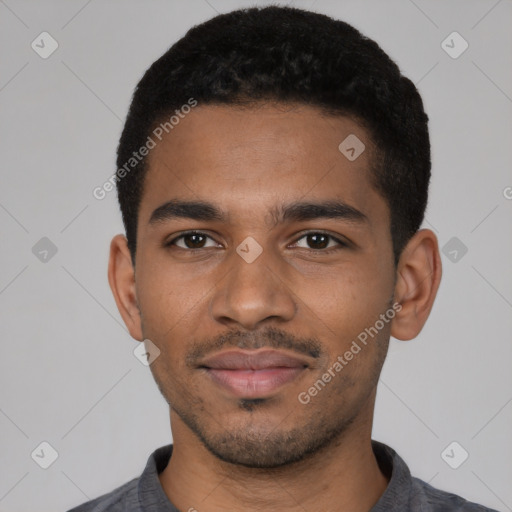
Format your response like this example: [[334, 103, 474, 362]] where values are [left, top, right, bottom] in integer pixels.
[[164, 230, 348, 253]]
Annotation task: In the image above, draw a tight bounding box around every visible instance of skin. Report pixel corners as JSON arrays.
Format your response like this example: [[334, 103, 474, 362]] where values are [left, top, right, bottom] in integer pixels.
[[108, 103, 442, 512]]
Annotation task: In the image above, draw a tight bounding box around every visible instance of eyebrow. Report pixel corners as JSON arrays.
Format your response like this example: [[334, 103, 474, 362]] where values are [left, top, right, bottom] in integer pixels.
[[148, 199, 368, 227], [149, 200, 225, 224], [271, 200, 368, 227]]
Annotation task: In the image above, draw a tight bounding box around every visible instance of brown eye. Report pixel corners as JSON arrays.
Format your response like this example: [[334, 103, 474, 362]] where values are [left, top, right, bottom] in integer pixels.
[[182, 233, 207, 248], [306, 233, 329, 249], [293, 232, 346, 251], [166, 231, 218, 250]]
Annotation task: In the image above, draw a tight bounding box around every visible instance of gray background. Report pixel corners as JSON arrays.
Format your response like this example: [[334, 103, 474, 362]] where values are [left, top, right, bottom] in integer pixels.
[[1, 0, 511, 510]]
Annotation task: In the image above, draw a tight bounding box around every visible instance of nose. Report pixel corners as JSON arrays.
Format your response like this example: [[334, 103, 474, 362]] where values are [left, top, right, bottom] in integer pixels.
[[209, 245, 297, 330]]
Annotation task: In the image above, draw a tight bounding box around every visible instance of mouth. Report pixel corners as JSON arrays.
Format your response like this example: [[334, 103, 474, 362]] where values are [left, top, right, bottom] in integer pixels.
[[199, 349, 309, 398]]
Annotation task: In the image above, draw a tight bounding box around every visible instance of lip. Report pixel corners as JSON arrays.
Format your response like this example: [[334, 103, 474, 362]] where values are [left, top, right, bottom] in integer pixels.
[[200, 349, 309, 398]]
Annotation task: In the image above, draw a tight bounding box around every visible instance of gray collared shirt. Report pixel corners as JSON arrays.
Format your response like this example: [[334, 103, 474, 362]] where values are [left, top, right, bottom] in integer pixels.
[[67, 441, 499, 511]]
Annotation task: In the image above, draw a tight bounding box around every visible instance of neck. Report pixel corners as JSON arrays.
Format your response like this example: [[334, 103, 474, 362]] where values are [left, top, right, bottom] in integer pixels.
[[159, 400, 389, 512]]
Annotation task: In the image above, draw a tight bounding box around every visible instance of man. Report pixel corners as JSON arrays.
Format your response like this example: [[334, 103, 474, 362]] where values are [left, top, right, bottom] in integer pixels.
[[69, 5, 498, 512]]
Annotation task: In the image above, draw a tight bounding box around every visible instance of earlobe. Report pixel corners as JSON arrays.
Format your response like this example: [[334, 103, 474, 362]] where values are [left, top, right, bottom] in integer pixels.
[[108, 234, 143, 341], [391, 229, 442, 341]]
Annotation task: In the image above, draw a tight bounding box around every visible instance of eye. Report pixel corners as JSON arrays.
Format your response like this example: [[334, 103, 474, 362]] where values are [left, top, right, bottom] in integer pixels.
[[164, 230, 347, 252], [166, 231, 220, 250], [291, 232, 347, 251]]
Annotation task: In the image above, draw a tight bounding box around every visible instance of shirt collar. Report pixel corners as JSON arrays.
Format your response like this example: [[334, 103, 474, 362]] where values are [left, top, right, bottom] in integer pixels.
[[370, 440, 412, 511], [137, 441, 408, 511]]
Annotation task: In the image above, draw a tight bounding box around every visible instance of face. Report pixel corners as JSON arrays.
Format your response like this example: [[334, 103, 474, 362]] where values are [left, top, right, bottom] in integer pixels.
[[130, 103, 398, 468]]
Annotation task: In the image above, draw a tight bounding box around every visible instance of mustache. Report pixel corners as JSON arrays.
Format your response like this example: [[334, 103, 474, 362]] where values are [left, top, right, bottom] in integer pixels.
[[185, 326, 322, 367]]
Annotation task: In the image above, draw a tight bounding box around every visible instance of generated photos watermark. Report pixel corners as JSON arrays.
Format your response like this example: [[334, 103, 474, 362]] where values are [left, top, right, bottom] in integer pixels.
[[93, 97, 198, 200], [298, 301, 402, 404]]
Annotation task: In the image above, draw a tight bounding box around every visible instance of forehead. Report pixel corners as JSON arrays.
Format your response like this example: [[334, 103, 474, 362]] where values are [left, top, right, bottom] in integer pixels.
[[140, 103, 388, 230]]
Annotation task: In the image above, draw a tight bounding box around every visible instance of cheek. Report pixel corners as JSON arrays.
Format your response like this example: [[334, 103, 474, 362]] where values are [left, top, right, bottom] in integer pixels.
[[299, 263, 391, 346], [136, 260, 206, 336]]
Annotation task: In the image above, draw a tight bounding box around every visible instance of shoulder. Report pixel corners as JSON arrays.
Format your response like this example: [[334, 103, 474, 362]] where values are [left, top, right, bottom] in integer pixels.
[[66, 477, 139, 511], [65, 444, 173, 512], [410, 476, 500, 512], [371, 441, 499, 512]]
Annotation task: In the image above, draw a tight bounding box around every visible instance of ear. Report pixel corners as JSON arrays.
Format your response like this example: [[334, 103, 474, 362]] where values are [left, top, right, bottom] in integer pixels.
[[108, 234, 143, 341], [391, 229, 442, 341]]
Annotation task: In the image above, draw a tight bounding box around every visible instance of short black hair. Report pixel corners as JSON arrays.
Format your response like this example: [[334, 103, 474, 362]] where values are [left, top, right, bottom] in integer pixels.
[[116, 5, 430, 266]]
